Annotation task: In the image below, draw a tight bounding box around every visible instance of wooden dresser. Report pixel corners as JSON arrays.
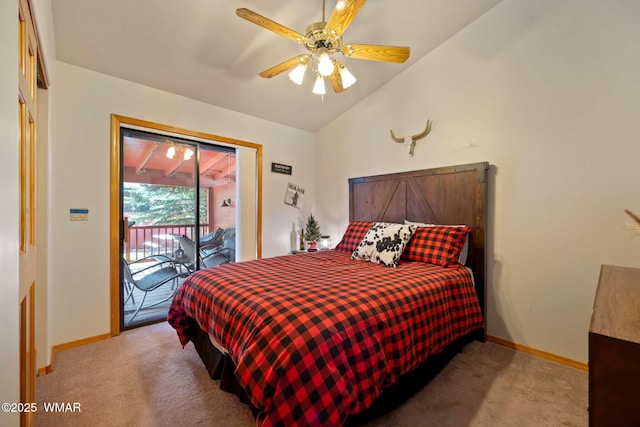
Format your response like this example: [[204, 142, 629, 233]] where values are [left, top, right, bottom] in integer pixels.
[[589, 265, 640, 426]]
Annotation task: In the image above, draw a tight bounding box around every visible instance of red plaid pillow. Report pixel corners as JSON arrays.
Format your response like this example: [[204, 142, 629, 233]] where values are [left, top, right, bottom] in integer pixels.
[[401, 225, 470, 267], [334, 221, 373, 253]]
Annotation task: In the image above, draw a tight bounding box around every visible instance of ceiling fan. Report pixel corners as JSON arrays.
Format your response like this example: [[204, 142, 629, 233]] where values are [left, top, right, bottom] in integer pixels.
[[236, 0, 410, 95]]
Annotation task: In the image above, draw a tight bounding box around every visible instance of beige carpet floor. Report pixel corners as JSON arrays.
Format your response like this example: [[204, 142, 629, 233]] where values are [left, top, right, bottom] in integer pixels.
[[36, 322, 588, 426]]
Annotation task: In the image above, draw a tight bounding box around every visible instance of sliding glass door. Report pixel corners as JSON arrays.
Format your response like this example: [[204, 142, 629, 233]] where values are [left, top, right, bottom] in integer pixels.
[[197, 144, 237, 266], [120, 128, 236, 329]]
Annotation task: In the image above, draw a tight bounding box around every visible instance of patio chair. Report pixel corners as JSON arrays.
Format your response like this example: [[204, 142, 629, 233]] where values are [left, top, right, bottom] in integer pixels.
[[170, 234, 234, 271], [122, 255, 185, 321], [199, 227, 226, 252]]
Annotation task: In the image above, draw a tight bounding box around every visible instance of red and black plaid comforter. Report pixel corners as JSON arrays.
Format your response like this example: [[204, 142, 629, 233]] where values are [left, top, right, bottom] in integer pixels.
[[168, 250, 483, 427]]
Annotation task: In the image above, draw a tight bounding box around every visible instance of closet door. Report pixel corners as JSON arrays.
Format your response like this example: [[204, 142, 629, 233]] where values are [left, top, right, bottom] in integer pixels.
[[18, 0, 39, 424]]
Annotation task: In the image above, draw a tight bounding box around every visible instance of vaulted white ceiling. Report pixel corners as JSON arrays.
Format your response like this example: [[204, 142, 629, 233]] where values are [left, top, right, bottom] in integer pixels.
[[51, 0, 501, 132]]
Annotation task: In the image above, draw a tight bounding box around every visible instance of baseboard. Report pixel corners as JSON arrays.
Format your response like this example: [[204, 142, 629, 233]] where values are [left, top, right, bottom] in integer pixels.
[[37, 332, 587, 375], [487, 335, 588, 371], [37, 365, 53, 376], [38, 332, 112, 375]]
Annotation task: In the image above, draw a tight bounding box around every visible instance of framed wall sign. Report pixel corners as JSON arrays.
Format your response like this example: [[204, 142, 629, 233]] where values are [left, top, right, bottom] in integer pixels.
[[271, 162, 292, 175]]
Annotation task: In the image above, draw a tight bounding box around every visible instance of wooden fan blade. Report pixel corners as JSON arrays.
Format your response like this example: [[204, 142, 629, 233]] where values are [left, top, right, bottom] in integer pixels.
[[342, 44, 410, 63], [259, 56, 302, 78], [328, 68, 346, 93], [325, 0, 367, 36], [236, 8, 305, 42]]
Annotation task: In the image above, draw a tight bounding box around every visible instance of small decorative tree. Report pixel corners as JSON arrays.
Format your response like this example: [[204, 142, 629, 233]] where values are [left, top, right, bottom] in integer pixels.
[[305, 213, 321, 243]]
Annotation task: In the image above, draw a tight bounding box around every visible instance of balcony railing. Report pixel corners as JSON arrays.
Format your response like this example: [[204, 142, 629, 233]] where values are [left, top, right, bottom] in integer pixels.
[[125, 224, 211, 261]]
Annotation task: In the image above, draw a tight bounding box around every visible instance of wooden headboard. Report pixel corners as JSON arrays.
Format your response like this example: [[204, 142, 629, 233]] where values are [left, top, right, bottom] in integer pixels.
[[348, 162, 489, 325]]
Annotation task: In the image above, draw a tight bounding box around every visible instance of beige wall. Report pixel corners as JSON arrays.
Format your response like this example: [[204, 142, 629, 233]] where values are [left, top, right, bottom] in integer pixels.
[[316, 0, 640, 362]]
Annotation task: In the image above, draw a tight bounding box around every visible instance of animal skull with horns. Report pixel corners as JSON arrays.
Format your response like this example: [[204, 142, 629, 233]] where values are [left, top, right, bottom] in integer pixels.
[[390, 120, 432, 157]]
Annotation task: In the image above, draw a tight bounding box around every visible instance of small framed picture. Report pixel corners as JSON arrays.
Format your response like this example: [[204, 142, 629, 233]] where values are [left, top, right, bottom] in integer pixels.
[[284, 183, 305, 208]]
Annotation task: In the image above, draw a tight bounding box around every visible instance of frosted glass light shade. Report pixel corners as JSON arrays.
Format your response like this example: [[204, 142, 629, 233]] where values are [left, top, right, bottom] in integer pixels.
[[288, 62, 307, 85], [312, 75, 326, 95], [339, 66, 356, 89]]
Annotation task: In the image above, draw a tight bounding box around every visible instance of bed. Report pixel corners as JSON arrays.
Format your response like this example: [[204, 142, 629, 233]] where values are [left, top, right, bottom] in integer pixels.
[[168, 162, 489, 426]]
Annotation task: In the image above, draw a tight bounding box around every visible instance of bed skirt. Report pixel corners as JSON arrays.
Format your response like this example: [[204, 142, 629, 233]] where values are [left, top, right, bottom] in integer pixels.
[[186, 317, 482, 425]]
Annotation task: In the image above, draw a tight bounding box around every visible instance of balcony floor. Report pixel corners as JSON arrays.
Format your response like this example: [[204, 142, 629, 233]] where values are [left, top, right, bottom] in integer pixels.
[[123, 263, 190, 328]]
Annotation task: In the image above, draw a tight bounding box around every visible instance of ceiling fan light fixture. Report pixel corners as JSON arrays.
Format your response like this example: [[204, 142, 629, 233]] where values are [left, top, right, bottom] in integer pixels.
[[237, 1, 410, 95], [312, 75, 326, 95], [316, 48, 335, 77], [166, 145, 176, 159], [183, 148, 194, 161], [338, 64, 356, 89]]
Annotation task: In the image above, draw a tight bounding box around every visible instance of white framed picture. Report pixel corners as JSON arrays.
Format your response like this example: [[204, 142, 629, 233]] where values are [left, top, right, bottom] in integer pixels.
[[284, 183, 305, 208]]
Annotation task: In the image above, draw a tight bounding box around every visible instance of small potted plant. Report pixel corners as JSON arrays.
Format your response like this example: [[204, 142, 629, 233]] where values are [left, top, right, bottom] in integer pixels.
[[304, 213, 321, 251]]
